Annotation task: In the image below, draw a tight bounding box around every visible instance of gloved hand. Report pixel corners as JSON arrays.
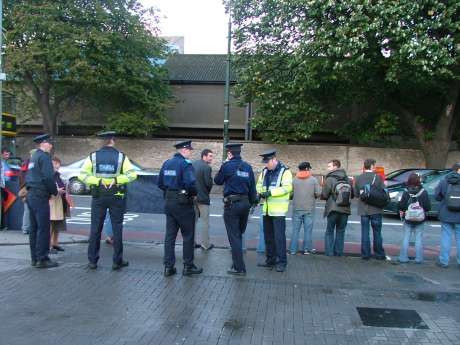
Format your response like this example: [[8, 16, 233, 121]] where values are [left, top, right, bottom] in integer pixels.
[[259, 190, 271, 199]]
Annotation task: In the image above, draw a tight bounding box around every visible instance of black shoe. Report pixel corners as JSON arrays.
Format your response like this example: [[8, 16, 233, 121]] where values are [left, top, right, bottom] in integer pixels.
[[227, 268, 246, 276], [375, 256, 387, 261], [52, 245, 65, 252], [183, 264, 203, 276], [87, 262, 97, 270], [31, 260, 37, 267], [257, 262, 275, 269], [194, 243, 201, 249], [164, 267, 177, 277], [112, 260, 129, 271], [276, 265, 286, 272], [36, 260, 59, 269]]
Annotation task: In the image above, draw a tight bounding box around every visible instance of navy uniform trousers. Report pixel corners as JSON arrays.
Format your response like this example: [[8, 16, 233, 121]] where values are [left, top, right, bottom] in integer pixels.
[[223, 199, 250, 272], [88, 194, 125, 264], [263, 215, 287, 267], [27, 192, 51, 262], [164, 200, 195, 268]]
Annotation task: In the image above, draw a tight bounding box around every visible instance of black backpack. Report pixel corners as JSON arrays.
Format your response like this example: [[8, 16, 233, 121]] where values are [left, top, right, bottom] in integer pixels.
[[446, 182, 460, 211], [333, 177, 352, 207], [360, 174, 390, 208]]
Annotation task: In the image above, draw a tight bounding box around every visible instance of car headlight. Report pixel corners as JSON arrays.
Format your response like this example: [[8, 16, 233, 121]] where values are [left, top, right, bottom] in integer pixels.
[[389, 191, 402, 201]]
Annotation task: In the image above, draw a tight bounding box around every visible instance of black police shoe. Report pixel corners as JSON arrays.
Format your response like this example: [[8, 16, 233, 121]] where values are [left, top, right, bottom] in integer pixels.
[[87, 262, 97, 270], [276, 265, 286, 272], [112, 260, 129, 271], [164, 267, 177, 277], [183, 264, 203, 276], [257, 262, 275, 269], [227, 267, 246, 276], [35, 260, 59, 269]]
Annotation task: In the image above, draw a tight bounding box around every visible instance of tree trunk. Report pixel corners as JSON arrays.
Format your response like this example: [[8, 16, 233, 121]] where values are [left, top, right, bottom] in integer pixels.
[[422, 139, 451, 169]]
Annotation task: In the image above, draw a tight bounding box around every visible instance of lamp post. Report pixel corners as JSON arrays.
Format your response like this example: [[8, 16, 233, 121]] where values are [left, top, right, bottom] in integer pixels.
[[223, 14, 231, 160]]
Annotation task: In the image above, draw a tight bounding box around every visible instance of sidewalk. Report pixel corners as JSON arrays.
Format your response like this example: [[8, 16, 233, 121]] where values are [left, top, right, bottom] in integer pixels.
[[0, 229, 88, 246], [0, 239, 459, 345]]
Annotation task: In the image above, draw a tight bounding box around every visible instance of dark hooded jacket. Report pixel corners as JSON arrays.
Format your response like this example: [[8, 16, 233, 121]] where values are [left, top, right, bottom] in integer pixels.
[[435, 172, 460, 223], [321, 168, 352, 217], [399, 185, 431, 224]]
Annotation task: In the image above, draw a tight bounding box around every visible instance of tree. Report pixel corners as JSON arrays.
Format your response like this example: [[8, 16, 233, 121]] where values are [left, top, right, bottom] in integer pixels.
[[227, 0, 460, 167], [4, 0, 171, 136]]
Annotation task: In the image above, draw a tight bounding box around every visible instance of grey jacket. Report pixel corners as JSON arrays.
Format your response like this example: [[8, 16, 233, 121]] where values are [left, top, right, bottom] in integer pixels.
[[353, 172, 385, 216], [192, 159, 213, 205], [321, 169, 352, 217], [292, 172, 321, 212]]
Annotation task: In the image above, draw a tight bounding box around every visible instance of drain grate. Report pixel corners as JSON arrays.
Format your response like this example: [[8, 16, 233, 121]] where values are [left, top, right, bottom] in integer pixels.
[[357, 307, 429, 329]]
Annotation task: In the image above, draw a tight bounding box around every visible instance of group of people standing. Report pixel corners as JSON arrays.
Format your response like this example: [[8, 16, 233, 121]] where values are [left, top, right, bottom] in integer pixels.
[[22, 133, 460, 273]]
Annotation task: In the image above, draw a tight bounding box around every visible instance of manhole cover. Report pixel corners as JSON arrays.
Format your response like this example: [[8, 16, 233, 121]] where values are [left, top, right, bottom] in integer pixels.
[[357, 307, 429, 329]]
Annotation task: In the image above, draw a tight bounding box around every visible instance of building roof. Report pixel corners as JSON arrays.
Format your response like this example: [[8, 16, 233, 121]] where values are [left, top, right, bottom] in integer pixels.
[[165, 54, 237, 84]]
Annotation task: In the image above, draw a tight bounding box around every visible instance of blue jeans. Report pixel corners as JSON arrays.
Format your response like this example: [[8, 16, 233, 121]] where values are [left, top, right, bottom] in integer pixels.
[[290, 210, 314, 253], [257, 213, 265, 253], [325, 212, 348, 256], [439, 222, 460, 266], [360, 214, 385, 259], [104, 210, 113, 237], [399, 222, 424, 263]]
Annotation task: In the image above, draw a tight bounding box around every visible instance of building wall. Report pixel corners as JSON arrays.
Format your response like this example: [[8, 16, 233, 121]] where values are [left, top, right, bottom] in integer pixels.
[[16, 136, 451, 176]]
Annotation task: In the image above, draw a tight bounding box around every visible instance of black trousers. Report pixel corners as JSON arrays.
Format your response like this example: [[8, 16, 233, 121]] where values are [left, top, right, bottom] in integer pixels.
[[88, 194, 125, 264], [27, 193, 51, 262], [223, 199, 250, 272], [263, 215, 287, 266], [164, 200, 195, 268]]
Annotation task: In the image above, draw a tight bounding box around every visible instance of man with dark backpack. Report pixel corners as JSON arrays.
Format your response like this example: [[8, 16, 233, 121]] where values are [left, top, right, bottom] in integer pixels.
[[321, 159, 353, 256], [434, 163, 460, 268], [354, 159, 388, 260]]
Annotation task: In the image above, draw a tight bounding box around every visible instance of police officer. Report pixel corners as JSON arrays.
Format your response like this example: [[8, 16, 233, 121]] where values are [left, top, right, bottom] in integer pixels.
[[78, 131, 137, 271], [25, 134, 58, 268], [256, 150, 293, 272], [214, 143, 257, 275], [158, 140, 203, 277]]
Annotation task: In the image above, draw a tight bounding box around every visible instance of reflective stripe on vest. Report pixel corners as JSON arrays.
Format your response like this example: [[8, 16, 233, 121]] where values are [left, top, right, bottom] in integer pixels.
[[91, 151, 124, 178], [262, 166, 286, 190]]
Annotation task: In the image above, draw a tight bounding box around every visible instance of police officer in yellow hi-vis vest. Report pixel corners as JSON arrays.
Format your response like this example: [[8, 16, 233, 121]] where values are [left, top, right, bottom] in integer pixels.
[[256, 149, 293, 272], [78, 131, 137, 270]]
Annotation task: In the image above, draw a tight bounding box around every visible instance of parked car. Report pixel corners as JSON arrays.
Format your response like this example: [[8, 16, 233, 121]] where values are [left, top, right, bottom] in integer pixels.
[[384, 169, 452, 217], [384, 168, 435, 187], [59, 158, 157, 194]]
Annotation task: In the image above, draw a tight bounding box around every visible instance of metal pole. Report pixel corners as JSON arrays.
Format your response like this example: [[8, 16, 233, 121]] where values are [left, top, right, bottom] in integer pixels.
[[223, 15, 231, 160], [0, 0, 3, 219]]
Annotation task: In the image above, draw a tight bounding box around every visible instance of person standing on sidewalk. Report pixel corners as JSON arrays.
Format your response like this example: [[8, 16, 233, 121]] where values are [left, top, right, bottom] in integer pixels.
[[192, 149, 214, 250], [20, 149, 37, 235], [158, 140, 203, 277], [398, 173, 431, 264], [354, 159, 387, 260], [79, 131, 137, 271], [256, 150, 293, 272], [214, 143, 257, 276], [434, 162, 460, 268], [321, 159, 352, 257], [25, 134, 58, 268], [289, 162, 321, 255]]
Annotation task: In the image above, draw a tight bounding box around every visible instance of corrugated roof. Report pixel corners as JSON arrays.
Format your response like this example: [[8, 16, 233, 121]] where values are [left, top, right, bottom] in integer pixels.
[[165, 54, 237, 84]]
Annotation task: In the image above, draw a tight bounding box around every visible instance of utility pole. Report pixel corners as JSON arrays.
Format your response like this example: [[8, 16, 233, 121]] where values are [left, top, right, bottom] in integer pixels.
[[223, 15, 231, 160]]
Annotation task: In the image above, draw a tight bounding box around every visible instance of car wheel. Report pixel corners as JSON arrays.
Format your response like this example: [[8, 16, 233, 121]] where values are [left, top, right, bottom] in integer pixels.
[[69, 178, 86, 195]]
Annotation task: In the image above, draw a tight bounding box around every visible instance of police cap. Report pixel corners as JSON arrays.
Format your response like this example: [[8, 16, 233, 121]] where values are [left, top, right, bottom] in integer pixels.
[[97, 131, 117, 139], [225, 143, 243, 153], [174, 140, 193, 150], [260, 149, 276, 163], [298, 161, 312, 170], [33, 134, 53, 144]]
